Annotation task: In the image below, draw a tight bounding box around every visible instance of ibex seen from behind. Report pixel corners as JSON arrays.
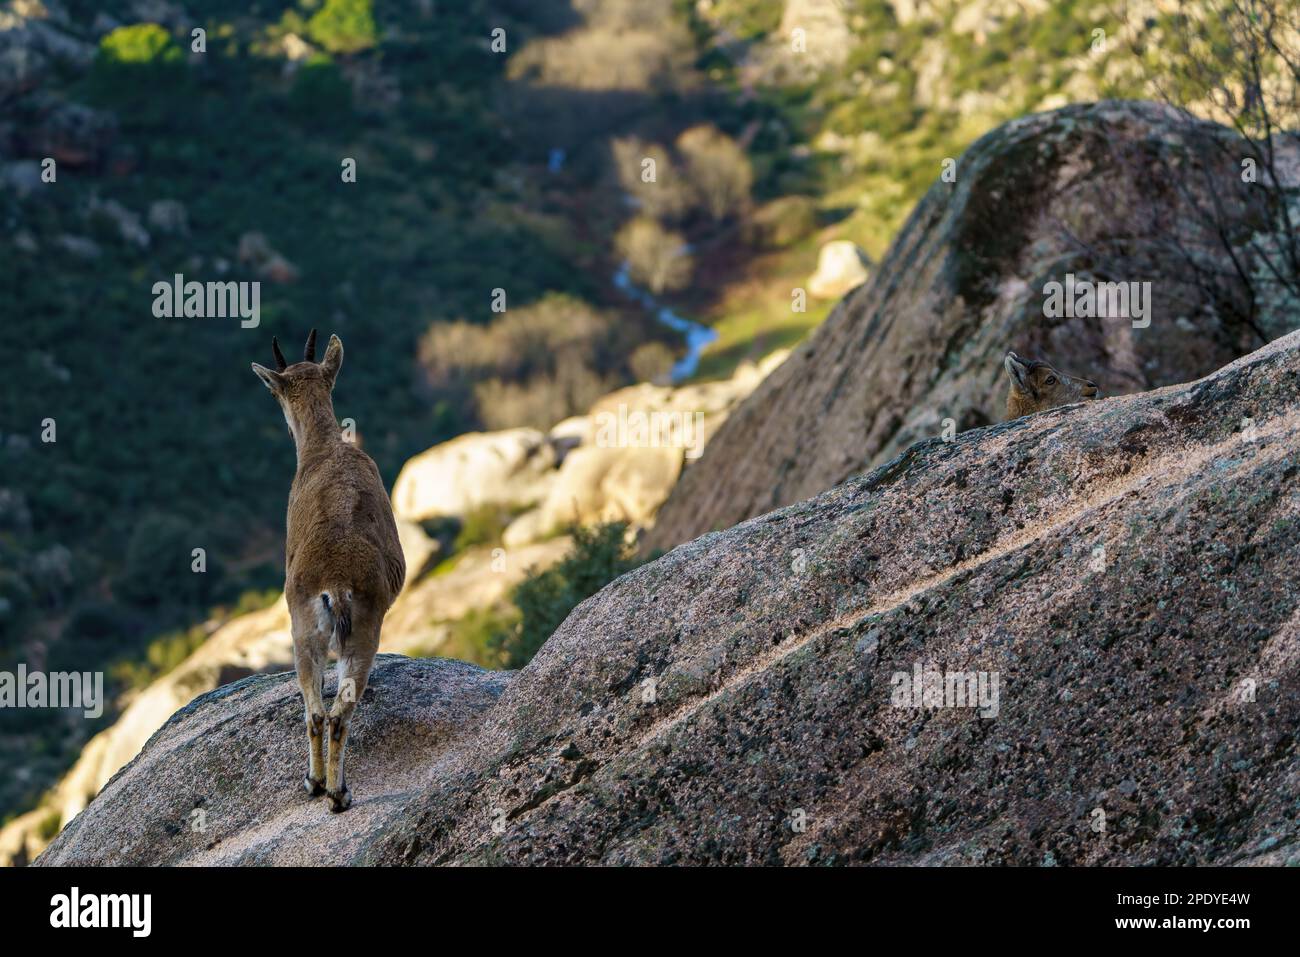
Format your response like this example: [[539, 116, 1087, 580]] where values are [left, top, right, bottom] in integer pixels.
[[251, 330, 405, 812], [1003, 351, 1099, 419]]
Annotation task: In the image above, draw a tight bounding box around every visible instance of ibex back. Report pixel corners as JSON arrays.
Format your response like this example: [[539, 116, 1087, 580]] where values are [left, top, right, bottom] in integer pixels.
[[251, 330, 405, 812]]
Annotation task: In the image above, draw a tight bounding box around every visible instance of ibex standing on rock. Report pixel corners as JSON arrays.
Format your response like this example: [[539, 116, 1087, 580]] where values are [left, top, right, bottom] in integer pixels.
[[1003, 351, 1099, 419], [251, 330, 405, 812]]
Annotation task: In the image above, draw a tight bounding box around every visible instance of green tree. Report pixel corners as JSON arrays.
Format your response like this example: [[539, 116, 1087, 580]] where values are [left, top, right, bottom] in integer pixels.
[[290, 54, 353, 118], [93, 23, 185, 100], [97, 23, 182, 66], [307, 0, 379, 55]]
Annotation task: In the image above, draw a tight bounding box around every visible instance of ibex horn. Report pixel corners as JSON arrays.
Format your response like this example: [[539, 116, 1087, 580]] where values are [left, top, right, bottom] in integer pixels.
[[271, 336, 288, 372], [304, 328, 318, 363]]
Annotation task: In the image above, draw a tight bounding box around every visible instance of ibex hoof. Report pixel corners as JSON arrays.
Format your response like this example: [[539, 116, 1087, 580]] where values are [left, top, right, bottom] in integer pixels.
[[304, 775, 326, 797], [327, 788, 353, 813]]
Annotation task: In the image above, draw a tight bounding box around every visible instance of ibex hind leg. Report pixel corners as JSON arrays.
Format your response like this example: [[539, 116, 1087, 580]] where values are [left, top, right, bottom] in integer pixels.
[[292, 613, 330, 798], [326, 621, 379, 813]]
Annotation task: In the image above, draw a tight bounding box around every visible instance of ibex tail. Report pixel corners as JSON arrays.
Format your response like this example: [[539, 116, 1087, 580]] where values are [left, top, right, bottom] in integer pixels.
[[320, 590, 353, 649]]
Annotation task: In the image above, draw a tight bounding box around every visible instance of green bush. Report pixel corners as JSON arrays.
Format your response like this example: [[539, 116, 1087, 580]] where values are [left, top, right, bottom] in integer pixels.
[[490, 523, 641, 668], [289, 53, 353, 118], [92, 22, 186, 107], [0, 570, 32, 653], [306, 0, 379, 55], [36, 810, 61, 842], [63, 601, 126, 642], [419, 293, 622, 430], [436, 605, 520, 667], [97, 23, 183, 66]]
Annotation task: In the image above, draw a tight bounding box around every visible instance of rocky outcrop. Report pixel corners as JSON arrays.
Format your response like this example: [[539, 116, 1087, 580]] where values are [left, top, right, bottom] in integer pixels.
[[3, 352, 783, 865], [4, 597, 293, 866], [502, 446, 681, 548], [500, 365, 786, 546], [392, 428, 558, 523], [235, 231, 299, 284], [394, 518, 440, 584], [645, 101, 1300, 554], [395, 352, 786, 542], [5, 93, 117, 169], [0, 4, 92, 101], [40, 328, 1300, 865], [41, 657, 509, 866], [0, 527, 556, 864]]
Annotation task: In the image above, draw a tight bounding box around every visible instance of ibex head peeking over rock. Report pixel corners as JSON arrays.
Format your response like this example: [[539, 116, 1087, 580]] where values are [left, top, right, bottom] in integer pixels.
[[1003, 351, 1099, 419], [251, 330, 405, 813]]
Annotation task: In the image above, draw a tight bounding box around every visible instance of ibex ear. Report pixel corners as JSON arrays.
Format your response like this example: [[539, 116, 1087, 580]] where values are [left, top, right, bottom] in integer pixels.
[[320, 334, 343, 387], [251, 362, 286, 394]]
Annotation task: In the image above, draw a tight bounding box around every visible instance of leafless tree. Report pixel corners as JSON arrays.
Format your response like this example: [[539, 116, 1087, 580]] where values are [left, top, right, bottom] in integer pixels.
[[617, 216, 693, 294], [1106, 0, 1300, 341]]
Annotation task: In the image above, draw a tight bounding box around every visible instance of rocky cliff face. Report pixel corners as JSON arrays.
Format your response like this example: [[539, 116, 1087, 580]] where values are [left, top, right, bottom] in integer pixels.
[[40, 328, 1300, 865], [645, 100, 1300, 554]]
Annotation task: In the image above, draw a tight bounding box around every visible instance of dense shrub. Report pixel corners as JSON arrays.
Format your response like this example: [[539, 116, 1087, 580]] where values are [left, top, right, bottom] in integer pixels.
[[116, 514, 219, 607], [435, 605, 520, 667], [0, 570, 33, 651], [490, 523, 641, 668], [505, 22, 693, 93], [629, 340, 677, 383], [110, 623, 208, 690], [474, 353, 612, 430], [93, 23, 184, 100], [290, 54, 353, 118], [306, 0, 379, 55], [745, 195, 817, 248], [612, 137, 695, 222], [97, 23, 182, 67]]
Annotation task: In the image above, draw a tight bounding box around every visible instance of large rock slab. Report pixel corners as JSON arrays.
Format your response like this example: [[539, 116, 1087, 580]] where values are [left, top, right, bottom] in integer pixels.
[[502, 354, 788, 546], [39, 657, 509, 866], [807, 240, 870, 299]]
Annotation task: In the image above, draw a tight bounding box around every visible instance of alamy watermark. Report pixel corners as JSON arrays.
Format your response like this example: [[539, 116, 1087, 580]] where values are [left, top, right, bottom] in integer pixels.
[[0, 664, 103, 719], [891, 661, 1000, 718], [1043, 273, 1151, 328], [50, 887, 150, 937], [595, 403, 706, 459], [152, 273, 261, 328]]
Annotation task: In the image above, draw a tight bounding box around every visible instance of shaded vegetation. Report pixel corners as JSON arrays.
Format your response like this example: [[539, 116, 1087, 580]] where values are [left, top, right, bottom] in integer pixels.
[[489, 522, 642, 668]]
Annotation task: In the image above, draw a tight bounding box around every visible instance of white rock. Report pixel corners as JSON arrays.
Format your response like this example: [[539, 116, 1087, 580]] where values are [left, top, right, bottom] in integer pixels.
[[503, 445, 683, 545], [807, 240, 870, 299], [391, 428, 557, 522]]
